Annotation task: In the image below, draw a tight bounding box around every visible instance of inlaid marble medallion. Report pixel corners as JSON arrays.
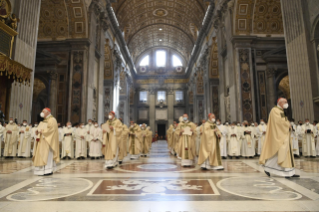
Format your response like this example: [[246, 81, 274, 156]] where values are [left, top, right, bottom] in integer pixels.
[[217, 177, 303, 200], [136, 164, 177, 170], [7, 178, 93, 201], [88, 179, 218, 196]]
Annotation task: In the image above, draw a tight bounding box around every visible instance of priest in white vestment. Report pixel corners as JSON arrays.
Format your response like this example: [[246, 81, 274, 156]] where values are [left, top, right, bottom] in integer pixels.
[[260, 98, 299, 178], [290, 119, 299, 157], [296, 121, 303, 155], [75, 123, 87, 159], [198, 113, 223, 170], [216, 120, 228, 159], [102, 112, 122, 168], [61, 122, 74, 159], [300, 119, 316, 157], [241, 121, 255, 158], [86, 119, 94, 157], [228, 122, 240, 159], [0, 123, 5, 156], [90, 123, 102, 159], [257, 120, 267, 155], [17, 120, 32, 158], [236, 123, 244, 157], [4, 118, 19, 158], [31, 123, 38, 157], [57, 123, 63, 156], [175, 114, 197, 167], [33, 108, 59, 176]]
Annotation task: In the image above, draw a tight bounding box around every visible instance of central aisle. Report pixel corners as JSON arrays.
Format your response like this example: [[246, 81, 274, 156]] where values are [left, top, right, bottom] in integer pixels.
[[0, 140, 318, 212]]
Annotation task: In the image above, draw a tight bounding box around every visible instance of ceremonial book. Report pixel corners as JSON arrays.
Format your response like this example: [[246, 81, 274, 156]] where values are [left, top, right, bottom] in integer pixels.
[[102, 122, 110, 133], [183, 126, 192, 136]]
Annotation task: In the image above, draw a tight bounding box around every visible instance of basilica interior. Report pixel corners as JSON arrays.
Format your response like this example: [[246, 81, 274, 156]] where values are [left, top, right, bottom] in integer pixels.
[[0, 0, 319, 211]]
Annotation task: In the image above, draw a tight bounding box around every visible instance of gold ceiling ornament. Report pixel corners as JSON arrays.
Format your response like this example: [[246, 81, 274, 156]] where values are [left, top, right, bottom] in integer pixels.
[[129, 24, 193, 61], [38, 0, 87, 41], [234, 0, 283, 35], [112, 0, 206, 60], [153, 8, 168, 17], [0, 54, 32, 86]]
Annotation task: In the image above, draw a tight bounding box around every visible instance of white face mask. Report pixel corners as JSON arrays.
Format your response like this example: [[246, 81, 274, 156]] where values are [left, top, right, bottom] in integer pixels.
[[95, 124, 98, 128], [81, 125, 84, 129], [88, 122, 92, 125], [9, 120, 13, 124], [40, 112, 45, 118], [237, 124, 240, 126], [306, 122, 309, 125], [34, 124, 38, 127], [23, 123, 27, 126], [183, 117, 188, 121], [283, 103, 289, 109], [231, 126, 235, 129], [261, 122, 264, 125], [211, 118, 216, 123], [290, 122, 294, 125], [67, 125, 72, 128], [108, 115, 112, 119]]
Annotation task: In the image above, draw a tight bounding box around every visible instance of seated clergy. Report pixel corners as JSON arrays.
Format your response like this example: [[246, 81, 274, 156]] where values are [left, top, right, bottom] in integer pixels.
[[198, 113, 223, 170], [33, 108, 59, 176], [61, 122, 74, 159], [17, 120, 32, 158]]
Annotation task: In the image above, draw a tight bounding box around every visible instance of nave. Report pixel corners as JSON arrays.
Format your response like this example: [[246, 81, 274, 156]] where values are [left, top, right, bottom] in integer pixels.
[[0, 140, 319, 212]]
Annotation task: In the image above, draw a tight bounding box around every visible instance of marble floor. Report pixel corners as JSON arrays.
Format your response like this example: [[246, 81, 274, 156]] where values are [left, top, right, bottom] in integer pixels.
[[0, 141, 319, 212]]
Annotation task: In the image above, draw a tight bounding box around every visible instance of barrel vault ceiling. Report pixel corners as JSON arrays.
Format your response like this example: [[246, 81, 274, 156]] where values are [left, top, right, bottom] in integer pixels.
[[112, 0, 208, 62]]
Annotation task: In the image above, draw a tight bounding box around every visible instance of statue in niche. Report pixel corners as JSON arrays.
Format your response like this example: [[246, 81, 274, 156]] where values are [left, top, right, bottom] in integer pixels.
[[0, 0, 8, 17]]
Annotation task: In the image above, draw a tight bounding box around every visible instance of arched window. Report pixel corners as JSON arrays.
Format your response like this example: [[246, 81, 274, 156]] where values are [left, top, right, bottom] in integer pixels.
[[156, 50, 166, 67], [172, 55, 182, 67], [140, 55, 149, 66]]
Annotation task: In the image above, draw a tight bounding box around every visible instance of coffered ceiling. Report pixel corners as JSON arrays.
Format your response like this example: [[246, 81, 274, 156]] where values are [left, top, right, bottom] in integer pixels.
[[112, 0, 208, 61]]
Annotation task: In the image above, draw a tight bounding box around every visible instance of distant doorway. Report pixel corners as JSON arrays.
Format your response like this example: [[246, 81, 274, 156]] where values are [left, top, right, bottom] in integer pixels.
[[157, 124, 166, 140]]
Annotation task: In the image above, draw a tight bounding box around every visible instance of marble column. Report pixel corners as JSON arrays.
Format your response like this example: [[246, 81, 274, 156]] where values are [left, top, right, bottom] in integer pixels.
[[9, 0, 41, 122], [48, 71, 58, 117], [149, 90, 156, 133], [266, 68, 276, 111], [167, 89, 174, 126], [281, 0, 319, 121]]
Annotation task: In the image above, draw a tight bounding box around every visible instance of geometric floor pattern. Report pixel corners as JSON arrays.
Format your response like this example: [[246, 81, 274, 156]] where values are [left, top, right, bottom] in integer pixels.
[[0, 140, 319, 212]]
